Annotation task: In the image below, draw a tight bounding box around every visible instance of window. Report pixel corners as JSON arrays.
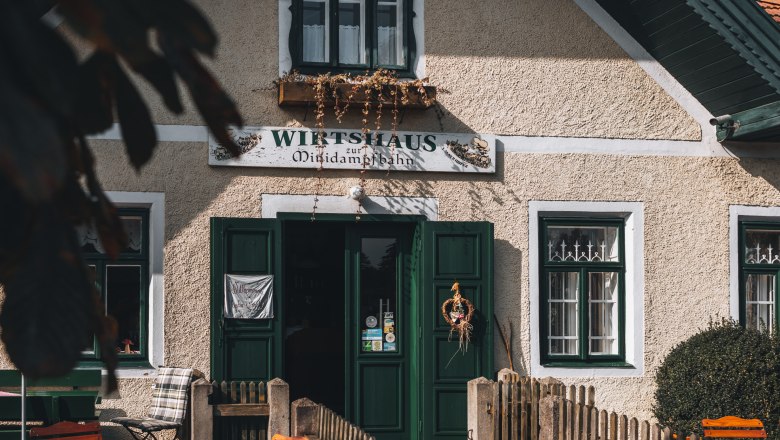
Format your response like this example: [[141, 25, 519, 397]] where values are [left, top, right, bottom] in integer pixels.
[[739, 221, 780, 331], [291, 0, 414, 74], [540, 218, 625, 365], [78, 208, 149, 366]]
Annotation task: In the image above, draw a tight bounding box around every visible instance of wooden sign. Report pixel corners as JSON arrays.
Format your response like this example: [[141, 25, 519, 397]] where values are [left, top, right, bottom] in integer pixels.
[[209, 126, 496, 173]]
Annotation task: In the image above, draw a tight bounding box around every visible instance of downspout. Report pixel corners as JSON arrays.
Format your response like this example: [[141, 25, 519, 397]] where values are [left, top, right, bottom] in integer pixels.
[[709, 114, 737, 142]]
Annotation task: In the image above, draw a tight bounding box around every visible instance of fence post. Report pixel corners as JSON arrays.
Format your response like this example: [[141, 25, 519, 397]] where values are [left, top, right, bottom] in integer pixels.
[[468, 377, 495, 440], [267, 378, 290, 440], [190, 378, 213, 440], [291, 398, 320, 437], [539, 394, 562, 440]]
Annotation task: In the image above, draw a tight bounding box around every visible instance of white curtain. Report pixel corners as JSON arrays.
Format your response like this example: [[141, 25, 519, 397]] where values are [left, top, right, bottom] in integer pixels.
[[377, 26, 398, 65], [303, 24, 327, 62], [339, 25, 360, 64]]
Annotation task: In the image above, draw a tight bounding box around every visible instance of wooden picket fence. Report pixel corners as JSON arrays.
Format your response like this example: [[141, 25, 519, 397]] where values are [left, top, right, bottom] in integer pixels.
[[472, 371, 697, 440], [316, 404, 376, 440], [211, 380, 269, 440]]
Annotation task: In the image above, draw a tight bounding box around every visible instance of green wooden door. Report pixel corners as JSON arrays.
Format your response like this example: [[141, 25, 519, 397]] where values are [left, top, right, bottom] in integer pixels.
[[347, 223, 414, 440], [210, 217, 282, 381], [419, 221, 494, 440]]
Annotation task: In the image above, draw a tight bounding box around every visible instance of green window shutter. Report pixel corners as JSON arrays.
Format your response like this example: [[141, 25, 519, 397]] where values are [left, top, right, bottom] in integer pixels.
[[419, 221, 494, 440], [210, 217, 283, 382]]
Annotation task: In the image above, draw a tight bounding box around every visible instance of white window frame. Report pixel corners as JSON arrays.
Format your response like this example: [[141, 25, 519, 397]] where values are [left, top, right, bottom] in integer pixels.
[[105, 191, 165, 377], [278, 0, 425, 78], [728, 205, 780, 323], [529, 201, 644, 377]]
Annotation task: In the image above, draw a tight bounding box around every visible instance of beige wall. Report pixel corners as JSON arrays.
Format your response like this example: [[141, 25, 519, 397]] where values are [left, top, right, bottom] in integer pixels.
[[3, 0, 758, 433], [87, 142, 780, 422]]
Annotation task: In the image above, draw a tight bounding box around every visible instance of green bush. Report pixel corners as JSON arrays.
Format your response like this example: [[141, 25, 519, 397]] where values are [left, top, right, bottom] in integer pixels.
[[654, 320, 780, 439]]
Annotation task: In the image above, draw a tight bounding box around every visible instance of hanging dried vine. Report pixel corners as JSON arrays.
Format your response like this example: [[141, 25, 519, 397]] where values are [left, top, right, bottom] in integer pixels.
[[277, 70, 435, 221]]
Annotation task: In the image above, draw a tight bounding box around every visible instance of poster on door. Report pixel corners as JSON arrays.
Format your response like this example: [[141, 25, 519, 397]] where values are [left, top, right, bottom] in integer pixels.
[[224, 274, 274, 319]]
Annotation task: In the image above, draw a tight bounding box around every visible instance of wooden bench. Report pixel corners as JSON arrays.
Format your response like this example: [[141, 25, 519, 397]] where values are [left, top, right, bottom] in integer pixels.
[[0, 370, 102, 440], [702, 416, 767, 439]]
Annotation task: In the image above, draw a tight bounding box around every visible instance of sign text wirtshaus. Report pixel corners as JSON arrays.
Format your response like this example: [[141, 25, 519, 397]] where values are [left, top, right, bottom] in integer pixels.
[[208, 126, 496, 173]]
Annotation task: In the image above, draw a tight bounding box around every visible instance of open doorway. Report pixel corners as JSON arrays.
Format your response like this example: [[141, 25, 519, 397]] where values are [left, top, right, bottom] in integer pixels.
[[283, 221, 346, 414]]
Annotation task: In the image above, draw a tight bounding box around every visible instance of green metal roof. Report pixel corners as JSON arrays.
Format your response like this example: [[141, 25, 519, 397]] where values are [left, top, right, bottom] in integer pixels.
[[596, 0, 780, 141]]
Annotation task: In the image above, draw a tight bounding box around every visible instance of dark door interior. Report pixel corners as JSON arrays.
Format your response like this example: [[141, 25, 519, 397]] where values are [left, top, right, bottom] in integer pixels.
[[284, 221, 347, 414]]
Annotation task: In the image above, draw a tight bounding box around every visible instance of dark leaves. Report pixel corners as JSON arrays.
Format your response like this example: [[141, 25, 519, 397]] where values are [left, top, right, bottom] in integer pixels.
[[115, 67, 157, 170], [0, 0, 242, 385], [75, 52, 115, 134], [158, 33, 243, 156], [0, 197, 93, 378]]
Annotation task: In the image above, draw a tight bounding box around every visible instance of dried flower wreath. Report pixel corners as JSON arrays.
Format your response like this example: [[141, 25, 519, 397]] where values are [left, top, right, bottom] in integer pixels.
[[441, 281, 475, 360]]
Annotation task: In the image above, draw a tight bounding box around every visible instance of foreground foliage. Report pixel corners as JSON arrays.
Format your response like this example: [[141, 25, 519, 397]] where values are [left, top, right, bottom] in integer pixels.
[[0, 1, 242, 389], [653, 320, 780, 439]]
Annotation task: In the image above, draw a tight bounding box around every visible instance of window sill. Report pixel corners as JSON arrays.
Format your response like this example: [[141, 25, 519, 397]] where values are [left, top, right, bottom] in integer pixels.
[[541, 361, 634, 368], [278, 81, 436, 109]]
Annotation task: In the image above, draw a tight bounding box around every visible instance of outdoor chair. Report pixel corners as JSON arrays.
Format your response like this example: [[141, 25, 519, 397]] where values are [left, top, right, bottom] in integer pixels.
[[111, 367, 194, 440]]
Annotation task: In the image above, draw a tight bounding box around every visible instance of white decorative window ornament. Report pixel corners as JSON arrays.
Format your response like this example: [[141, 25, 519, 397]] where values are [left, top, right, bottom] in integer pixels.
[[224, 274, 274, 319]]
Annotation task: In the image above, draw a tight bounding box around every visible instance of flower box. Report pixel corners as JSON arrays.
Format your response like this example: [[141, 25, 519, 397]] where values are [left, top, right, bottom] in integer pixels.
[[278, 81, 436, 109]]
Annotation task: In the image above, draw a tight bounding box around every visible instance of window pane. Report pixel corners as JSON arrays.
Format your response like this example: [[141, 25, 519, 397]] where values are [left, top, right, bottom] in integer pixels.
[[377, 0, 404, 66], [360, 238, 397, 352], [548, 272, 578, 355], [589, 272, 618, 355], [77, 215, 144, 254], [746, 273, 775, 331], [106, 265, 142, 355], [548, 225, 619, 262], [77, 222, 104, 254], [303, 0, 329, 62], [339, 0, 365, 64], [121, 216, 143, 253], [82, 265, 98, 355], [745, 229, 780, 264]]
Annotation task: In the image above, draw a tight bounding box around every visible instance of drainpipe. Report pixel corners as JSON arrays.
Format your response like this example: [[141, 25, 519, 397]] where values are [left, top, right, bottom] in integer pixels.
[[709, 114, 736, 142]]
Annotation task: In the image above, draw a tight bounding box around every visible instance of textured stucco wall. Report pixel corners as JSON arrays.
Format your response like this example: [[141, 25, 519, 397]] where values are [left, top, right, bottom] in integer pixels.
[[80, 140, 780, 423], [0, 0, 725, 433], [119, 0, 701, 140]]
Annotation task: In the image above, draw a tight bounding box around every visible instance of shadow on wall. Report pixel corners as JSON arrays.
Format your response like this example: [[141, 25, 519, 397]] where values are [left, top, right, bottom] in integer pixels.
[[493, 239, 528, 377]]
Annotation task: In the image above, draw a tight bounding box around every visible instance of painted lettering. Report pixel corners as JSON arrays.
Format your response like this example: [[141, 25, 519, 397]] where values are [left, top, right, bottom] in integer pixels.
[[271, 130, 295, 147], [423, 134, 437, 151]]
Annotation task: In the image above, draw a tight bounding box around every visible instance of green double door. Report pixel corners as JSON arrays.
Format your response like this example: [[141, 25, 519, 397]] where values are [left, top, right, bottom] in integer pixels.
[[211, 216, 493, 440]]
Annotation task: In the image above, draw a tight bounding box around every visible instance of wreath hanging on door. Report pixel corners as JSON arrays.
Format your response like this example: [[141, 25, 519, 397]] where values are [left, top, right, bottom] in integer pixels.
[[441, 281, 475, 354]]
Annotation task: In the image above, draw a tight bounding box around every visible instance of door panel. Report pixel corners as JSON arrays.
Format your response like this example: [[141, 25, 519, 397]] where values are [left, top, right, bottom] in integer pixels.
[[358, 363, 402, 429], [421, 222, 493, 440], [348, 225, 413, 440], [211, 218, 282, 382]]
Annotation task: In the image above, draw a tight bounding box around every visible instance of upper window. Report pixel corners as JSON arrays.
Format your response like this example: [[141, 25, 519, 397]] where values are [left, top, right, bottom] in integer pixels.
[[540, 218, 625, 365], [77, 208, 149, 366], [739, 221, 780, 331], [291, 0, 413, 74]]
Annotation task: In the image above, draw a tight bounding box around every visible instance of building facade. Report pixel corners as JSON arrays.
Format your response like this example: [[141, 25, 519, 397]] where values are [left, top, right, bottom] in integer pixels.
[[4, 1, 780, 439]]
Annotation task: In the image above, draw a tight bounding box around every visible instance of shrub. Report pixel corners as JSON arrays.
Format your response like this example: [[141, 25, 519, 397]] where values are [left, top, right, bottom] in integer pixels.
[[653, 319, 780, 439]]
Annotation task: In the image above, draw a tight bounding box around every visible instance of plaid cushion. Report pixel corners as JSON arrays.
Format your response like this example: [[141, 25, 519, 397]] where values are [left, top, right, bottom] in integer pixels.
[[147, 367, 194, 423], [111, 416, 181, 432]]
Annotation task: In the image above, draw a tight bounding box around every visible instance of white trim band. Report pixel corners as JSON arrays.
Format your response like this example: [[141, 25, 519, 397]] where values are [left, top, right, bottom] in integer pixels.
[[261, 194, 438, 220]]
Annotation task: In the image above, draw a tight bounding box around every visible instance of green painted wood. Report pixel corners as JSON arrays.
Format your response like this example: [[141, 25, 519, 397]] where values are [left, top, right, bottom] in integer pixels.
[[348, 223, 414, 440], [420, 222, 493, 440], [539, 218, 626, 365], [0, 369, 101, 388], [288, 0, 415, 75], [595, 0, 780, 124], [210, 218, 282, 382], [738, 221, 780, 330]]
